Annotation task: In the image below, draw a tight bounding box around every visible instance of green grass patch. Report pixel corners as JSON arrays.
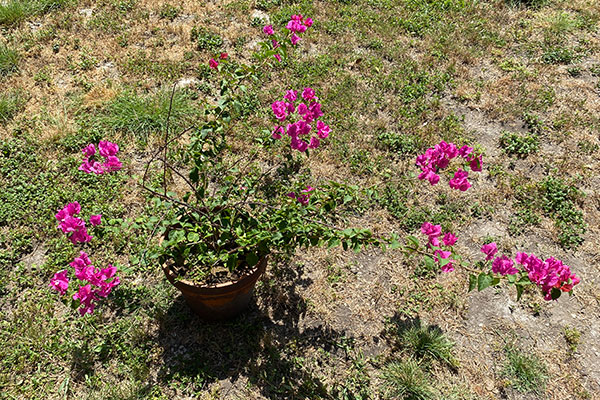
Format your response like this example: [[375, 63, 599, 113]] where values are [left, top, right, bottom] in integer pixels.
[[79, 89, 200, 144], [499, 131, 539, 158], [501, 344, 548, 394], [0, 43, 19, 76], [381, 359, 436, 400], [0, 0, 73, 26], [0, 89, 27, 123], [190, 26, 223, 51]]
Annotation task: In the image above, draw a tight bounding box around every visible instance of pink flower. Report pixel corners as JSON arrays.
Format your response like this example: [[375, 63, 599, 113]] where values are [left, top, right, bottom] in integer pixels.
[[55, 202, 81, 221], [73, 284, 96, 315], [316, 121, 330, 139], [102, 156, 122, 172], [291, 33, 301, 45], [304, 17, 313, 27], [69, 227, 92, 244], [434, 250, 455, 273], [58, 215, 85, 234], [297, 103, 308, 115], [492, 255, 519, 276], [449, 168, 471, 191], [219, 52, 228, 59], [458, 145, 473, 158], [274, 54, 282, 62], [284, 90, 298, 103], [82, 144, 96, 157], [272, 39, 280, 48], [272, 101, 288, 121], [98, 141, 119, 157], [263, 25, 274, 35], [469, 155, 482, 172], [480, 242, 498, 261], [418, 169, 440, 185], [308, 136, 320, 149], [79, 159, 104, 175], [272, 126, 284, 139], [442, 233, 457, 246], [89, 214, 102, 226], [49, 270, 69, 295], [302, 87, 316, 101], [209, 58, 218, 69]]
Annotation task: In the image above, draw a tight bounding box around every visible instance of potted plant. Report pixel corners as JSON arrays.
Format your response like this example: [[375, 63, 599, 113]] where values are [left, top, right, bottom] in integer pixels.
[[142, 55, 384, 319]]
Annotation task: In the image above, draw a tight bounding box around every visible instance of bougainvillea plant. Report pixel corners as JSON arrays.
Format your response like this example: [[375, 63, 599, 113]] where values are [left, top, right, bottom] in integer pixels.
[[271, 87, 330, 152], [257, 14, 313, 64], [405, 222, 580, 301], [79, 140, 122, 175], [416, 141, 482, 191], [50, 251, 120, 315]]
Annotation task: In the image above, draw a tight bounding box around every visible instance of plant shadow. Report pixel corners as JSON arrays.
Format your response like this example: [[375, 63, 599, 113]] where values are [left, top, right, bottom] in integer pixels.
[[156, 260, 347, 399]]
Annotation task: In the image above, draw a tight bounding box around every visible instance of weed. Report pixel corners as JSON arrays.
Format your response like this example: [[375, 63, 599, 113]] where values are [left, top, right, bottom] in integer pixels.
[[0, 43, 19, 76], [505, 0, 548, 9], [541, 46, 577, 64], [376, 131, 423, 157], [501, 344, 548, 394], [577, 140, 598, 155], [564, 326, 581, 354], [81, 89, 199, 144], [0, 0, 72, 26], [0, 89, 27, 123], [499, 131, 539, 158], [390, 321, 457, 368], [381, 359, 435, 400], [508, 208, 540, 236], [191, 26, 223, 51]]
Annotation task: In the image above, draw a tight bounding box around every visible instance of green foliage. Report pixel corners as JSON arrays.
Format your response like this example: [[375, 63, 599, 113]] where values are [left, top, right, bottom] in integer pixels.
[[564, 326, 581, 354], [540, 176, 586, 249], [541, 46, 577, 65], [0, 89, 27, 123], [390, 321, 457, 368], [508, 208, 541, 236], [376, 131, 423, 156], [191, 26, 223, 51], [0, 0, 72, 26], [501, 344, 548, 394], [505, 0, 548, 9], [158, 3, 180, 20], [82, 89, 199, 144], [0, 43, 19, 76], [381, 359, 435, 400], [499, 131, 539, 157]]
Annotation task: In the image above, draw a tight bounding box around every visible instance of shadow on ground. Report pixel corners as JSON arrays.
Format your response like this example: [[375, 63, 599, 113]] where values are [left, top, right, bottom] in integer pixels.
[[155, 261, 348, 399]]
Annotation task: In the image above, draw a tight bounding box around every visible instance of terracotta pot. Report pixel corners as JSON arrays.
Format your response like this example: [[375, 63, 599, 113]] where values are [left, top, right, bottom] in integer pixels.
[[162, 256, 267, 320]]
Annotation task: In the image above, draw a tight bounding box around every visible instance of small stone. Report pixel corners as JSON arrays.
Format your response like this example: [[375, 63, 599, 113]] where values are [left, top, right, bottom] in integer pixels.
[[251, 10, 270, 24], [175, 77, 200, 89], [79, 8, 93, 18]]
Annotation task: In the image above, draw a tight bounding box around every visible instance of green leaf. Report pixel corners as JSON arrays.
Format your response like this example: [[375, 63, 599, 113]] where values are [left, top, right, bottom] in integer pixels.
[[550, 287, 561, 300], [406, 235, 420, 249], [246, 252, 259, 267], [477, 273, 494, 291], [187, 232, 200, 242], [468, 274, 477, 292], [424, 255, 435, 270], [516, 284, 524, 301], [389, 239, 402, 249], [328, 238, 341, 248]]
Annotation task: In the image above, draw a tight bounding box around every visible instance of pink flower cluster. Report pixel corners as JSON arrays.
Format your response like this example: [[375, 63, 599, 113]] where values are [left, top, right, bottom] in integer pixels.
[[421, 222, 458, 272], [208, 52, 228, 69], [79, 141, 122, 175], [55, 202, 101, 244], [478, 243, 580, 300], [262, 15, 313, 62], [287, 186, 315, 205], [271, 88, 330, 152], [415, 142, 482, 191], [49, 251, 120, 315]]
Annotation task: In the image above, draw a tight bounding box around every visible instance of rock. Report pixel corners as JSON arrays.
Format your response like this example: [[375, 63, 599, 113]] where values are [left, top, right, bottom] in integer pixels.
[[251, 10, 270, 24], [175, 77, 200, 89], [79, 8, 93, 18]]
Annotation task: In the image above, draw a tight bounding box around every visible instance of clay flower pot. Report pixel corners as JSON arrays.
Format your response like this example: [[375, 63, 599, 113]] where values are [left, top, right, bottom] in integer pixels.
[[162, 256, 267, 320]]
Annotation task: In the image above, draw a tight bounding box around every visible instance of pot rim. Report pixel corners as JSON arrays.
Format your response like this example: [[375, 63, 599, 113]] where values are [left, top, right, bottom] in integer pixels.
[[162, 255, 267, 295]]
